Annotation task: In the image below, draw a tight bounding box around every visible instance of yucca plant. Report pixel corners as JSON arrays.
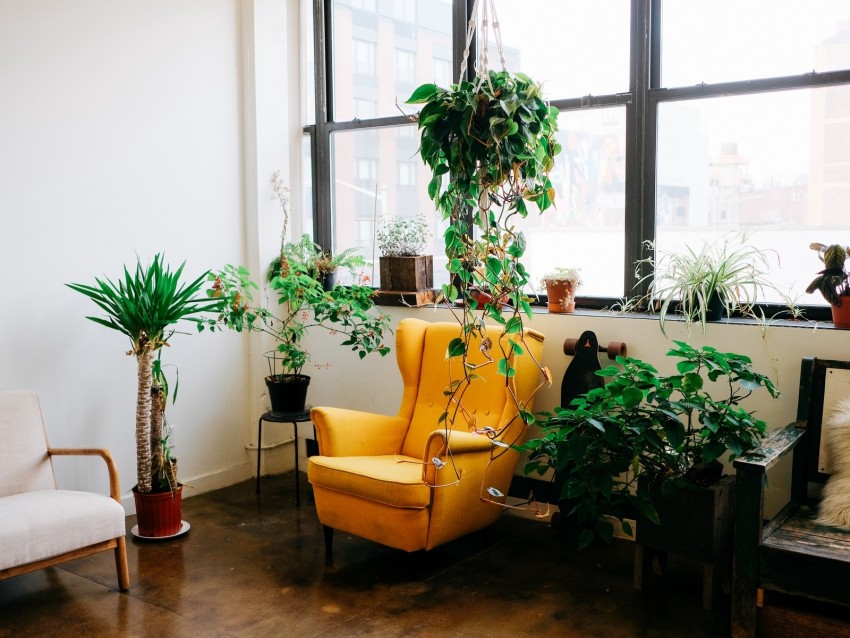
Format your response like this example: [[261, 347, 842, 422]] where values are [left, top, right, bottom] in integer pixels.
[[67, 255, 221, 494]]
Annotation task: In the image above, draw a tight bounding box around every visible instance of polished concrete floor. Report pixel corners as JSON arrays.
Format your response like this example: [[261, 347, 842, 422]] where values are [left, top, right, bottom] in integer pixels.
[[0, 473, 730, 637]]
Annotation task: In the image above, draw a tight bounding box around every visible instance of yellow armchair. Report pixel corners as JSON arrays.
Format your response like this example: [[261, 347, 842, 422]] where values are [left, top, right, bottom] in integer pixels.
[[307, 318, 545, 555]]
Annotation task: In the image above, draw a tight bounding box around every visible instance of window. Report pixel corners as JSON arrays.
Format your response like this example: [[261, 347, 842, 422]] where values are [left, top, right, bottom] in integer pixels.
[[310, 1, 850, 317], [353, 39, 376, 75], [396, 49, 415, 84]]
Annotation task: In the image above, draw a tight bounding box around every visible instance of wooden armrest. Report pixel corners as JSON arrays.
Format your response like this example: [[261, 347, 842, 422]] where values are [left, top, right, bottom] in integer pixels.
[[47, 447, 122, 502], [733, 423, 805, 473]]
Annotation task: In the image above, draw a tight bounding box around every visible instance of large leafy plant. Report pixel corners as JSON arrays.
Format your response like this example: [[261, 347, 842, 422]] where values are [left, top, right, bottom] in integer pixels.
[[520, 341, 779, 548], [407, 69, 560, 449], [68, 255, 221, 494]]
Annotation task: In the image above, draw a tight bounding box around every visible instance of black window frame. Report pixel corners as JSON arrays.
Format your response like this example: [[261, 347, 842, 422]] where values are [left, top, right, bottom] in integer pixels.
[[306, 0, 850, 321]]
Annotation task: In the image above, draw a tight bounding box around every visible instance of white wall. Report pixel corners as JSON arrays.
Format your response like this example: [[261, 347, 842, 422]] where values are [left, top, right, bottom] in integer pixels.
[[302, 306, 850, 514], [0, 0, 299, 508]]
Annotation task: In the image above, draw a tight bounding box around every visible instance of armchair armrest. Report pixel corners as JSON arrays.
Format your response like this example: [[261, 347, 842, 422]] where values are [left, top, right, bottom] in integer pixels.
[[425, 429, 495, 457], [310, 407, 408, 457], [47, 447, 122, 502], [733, 423, 805, 473]]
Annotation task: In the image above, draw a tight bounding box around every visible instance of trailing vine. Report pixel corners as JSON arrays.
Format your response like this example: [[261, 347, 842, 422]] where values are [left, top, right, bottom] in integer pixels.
[[407, 65, 560, 503]]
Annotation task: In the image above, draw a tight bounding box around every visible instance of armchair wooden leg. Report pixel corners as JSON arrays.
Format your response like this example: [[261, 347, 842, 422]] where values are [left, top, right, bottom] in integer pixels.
[[323, 525, 334, 565], [115, 537, 130, 591]]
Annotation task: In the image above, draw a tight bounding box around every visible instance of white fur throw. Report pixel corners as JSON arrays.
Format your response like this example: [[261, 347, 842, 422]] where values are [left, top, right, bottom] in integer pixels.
[[817, 396, 850, 529]]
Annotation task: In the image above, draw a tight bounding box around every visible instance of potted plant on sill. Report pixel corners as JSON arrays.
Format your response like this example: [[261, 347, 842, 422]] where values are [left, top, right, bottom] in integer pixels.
[[805, 242, 850, 328], [267, 234, 368, 291], [210, 248, 391, 414], [67, 255, 222, 537], [375, 213, 433, 300], [540, 267, 582, 313], [631, 233, 798, 336], [520, 341, 780, 550]]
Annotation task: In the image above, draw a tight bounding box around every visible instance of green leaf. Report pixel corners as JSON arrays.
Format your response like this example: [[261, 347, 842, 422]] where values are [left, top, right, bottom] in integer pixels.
[[406, 83, 439, 104], [446, 337, 466, 359]]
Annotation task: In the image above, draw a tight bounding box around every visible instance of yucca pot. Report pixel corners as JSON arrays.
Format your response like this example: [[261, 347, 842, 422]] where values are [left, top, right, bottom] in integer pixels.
[[133, 485, 183, 537]]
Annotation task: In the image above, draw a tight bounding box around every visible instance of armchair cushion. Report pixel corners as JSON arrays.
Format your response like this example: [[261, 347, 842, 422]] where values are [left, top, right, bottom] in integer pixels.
[[0, 490, 127, 571], [308, 455, 430, 508]]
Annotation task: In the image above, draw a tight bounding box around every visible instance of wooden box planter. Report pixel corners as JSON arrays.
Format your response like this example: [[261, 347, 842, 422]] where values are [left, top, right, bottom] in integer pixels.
[[633, 474, 735, 610], [379, 255, 433, 292]]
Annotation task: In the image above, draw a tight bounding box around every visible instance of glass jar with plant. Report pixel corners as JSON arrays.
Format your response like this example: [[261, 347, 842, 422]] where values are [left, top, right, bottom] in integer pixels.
[[375, 214, 433, 292], [631, 233, 799, 335], [520, 341, 780, 548], [805, 242, 850, 328], [540, 267, 582, 313]]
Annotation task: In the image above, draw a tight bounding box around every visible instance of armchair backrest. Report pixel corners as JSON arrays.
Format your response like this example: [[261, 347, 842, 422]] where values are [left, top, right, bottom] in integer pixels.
[[0, 390, 57, 498], [396, 319, 544, 458]]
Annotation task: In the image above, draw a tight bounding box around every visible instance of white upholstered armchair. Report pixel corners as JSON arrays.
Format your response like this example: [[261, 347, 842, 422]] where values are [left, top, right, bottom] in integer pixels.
[[0, 389, 129, 591]]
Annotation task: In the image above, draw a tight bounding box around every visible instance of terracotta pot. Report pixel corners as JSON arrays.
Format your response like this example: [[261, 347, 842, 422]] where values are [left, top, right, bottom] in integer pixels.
[[545, 280, 577, 313], [134, 485, 183, 537], [832, 299, 850, 329]]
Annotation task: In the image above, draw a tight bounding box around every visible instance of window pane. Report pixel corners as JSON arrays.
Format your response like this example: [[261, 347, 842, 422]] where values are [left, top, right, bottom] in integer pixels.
[[301, 133, 314, 237], [489, 1, 629, 98], [656, 86, 850, 304], [302, 0, 315, 125], [331, 0, 452, 121], [662, 1, 850, 87], [330, 125, 446, 287], [516, 106, 627, 298]]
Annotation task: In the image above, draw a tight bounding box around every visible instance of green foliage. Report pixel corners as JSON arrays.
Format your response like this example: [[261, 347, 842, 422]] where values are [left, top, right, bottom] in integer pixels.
[[266, 234, 367, 283], [210, 243, 390, 378], [67, 254, 221, 356], [806, 242, 850, 306], [520, 341, 779, 548], [408, 69, 559, 405], [630, 233, 799, 335]]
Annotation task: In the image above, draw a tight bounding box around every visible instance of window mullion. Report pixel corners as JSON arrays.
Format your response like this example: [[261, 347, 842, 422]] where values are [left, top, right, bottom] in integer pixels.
[[312, 0, 333, 251]]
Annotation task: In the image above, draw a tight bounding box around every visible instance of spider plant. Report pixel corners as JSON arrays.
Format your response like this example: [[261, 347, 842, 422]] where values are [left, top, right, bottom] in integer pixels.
[[632, 233, 797, 336]]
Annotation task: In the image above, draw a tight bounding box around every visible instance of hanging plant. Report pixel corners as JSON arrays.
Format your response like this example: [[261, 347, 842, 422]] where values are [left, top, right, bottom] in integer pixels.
[[405, 0, 561, 512]]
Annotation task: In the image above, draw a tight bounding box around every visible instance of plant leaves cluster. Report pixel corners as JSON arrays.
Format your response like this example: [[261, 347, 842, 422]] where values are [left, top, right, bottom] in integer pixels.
[[407, 69, 559, 389], [210, 248, 390, 379], [628, 233, 799, 335], [520, 341, 779, 548], [67, 255, 223, 494], [806, 242, 850, 306]]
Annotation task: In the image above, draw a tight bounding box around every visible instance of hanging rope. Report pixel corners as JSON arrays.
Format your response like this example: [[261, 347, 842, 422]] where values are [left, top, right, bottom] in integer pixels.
[[457, 0, 508, 88]]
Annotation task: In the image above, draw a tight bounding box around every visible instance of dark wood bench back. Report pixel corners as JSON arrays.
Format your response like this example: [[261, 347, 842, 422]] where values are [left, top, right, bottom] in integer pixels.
[[797, 357, 850, 488]]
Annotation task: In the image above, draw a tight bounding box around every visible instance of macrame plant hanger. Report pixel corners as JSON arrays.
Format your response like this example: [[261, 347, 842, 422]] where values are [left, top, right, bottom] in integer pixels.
[[458, 0, 508, 90]]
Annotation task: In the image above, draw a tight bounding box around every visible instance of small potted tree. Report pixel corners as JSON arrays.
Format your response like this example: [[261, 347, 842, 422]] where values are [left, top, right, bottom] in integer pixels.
[[540, 267, 582, 313], [805, 242, 850, 328], [68, 255, 222, 537], [210, 248, 391, 413], [375, 213, 433, 299]]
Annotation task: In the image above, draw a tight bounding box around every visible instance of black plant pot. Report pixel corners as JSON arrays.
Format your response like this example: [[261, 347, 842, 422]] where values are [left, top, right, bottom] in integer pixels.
[[266, 374, 311, 413], [705, 292, 725, 322]]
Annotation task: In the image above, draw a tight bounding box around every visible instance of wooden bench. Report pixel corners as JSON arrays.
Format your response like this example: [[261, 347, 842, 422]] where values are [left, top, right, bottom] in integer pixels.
[[732, 357, 850, 637]]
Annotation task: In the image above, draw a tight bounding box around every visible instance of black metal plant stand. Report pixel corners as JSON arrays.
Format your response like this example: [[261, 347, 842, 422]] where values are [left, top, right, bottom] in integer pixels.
[[256, 408, 312, 505]]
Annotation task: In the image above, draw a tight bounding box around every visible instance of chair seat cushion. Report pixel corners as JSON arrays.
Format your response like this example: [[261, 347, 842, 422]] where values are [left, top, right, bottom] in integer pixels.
[[0, 490, 126, 571], [308, 455, 431, 509]]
